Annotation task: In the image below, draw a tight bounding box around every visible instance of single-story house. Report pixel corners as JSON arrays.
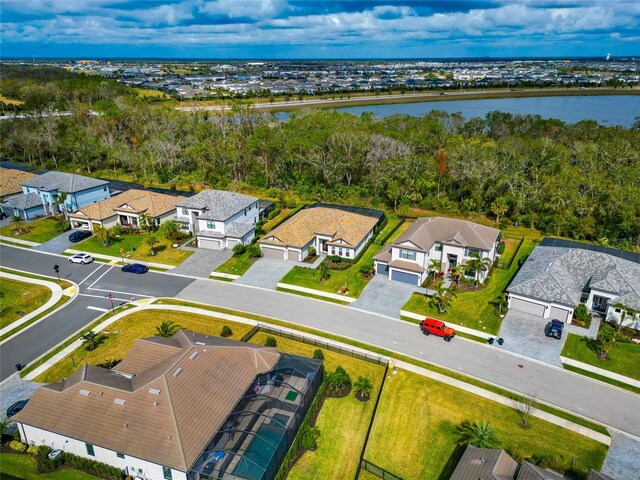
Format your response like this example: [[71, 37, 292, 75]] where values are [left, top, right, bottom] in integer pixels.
[[374, 217, 501, 286], [13, 330, 323, 480], [0, 168, 39, 199], [1, 169, 41, 219], [19, 171, 111, 216], [175, 190, 260, 250], [507, 246, 640, 327], [258, 205, 380, 262], [68, 189, 181, 231]]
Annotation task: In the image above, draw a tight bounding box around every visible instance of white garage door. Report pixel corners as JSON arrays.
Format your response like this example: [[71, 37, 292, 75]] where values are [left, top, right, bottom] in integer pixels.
[[510, 297, 546, 316], [199, 237, 222, 250], [261, 246, 285, 260], [549, 306, 571, 322]]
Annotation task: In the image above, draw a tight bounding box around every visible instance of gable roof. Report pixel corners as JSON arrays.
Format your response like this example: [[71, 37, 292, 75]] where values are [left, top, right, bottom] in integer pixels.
[[175, 189, 257, 221], [21, 171, 108, 193], [393, 217, 500, 253], [13, 331, 280, 472], [517, 462, 565, 480], [259, 206, 378, 249], [0, 169, 38, 197], [450, 446, 518, 480], [68, 189, 180, 221], [508, 246, 640, 310], [1, 192, 43, 211]]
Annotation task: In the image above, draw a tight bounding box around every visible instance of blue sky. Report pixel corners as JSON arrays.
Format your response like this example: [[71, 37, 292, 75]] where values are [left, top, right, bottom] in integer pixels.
[[1, 0, 639, 59]]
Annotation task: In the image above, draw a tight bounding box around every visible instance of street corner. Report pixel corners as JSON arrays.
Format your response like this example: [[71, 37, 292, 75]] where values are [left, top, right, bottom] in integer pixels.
[[62, 286, 77, 297], [131, 297, 155, 306]]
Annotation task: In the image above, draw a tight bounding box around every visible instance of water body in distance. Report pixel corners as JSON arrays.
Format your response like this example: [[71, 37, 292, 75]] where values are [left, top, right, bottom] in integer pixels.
[[278, 95, 640, 127]]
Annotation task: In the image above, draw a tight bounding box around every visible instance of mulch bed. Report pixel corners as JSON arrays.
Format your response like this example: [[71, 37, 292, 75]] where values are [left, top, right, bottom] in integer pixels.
[[354, 391, 371, 402]]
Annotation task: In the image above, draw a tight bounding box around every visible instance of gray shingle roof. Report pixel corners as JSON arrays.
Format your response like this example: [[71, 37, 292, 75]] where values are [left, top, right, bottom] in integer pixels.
[[1, 192, 43, 211], [21, 171, 108, 193], [517, 462, 564, 480], [175, 189, 257, 221], [394, 217, 500, 252], [508, 247, 640, 310]]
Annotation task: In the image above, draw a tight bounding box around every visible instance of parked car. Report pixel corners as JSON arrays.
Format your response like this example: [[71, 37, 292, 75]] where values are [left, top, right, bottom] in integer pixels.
[[420, 317, 456, 342], [545, 319, 564, 340], [6, 399, 28, 418], [0, 211, 7, 220], [68, 230, 92, 243], [121, 263, 148, 274], [68, 253, 94, 264]]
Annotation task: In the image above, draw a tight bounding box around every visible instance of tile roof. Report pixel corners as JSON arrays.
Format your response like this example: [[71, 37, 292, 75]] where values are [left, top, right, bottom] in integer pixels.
[[259, 206, 378, 249], [449, 446, 518, 480], [68, 189, 180, 221], [393, 217, 500, 252], [13, 330, 280, 472], [21, 171, 108, 193], [175, 190, 258, 221], [508, 246, 640, 310], [0, 169, 38, 197], [516, 462, 565, 480], [1, 192, 43, 211]]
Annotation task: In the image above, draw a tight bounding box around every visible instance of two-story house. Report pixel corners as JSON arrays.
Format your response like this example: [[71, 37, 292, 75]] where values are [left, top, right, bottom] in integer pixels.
[[374, 217, 501, 286], [175, 190, 259, 250]]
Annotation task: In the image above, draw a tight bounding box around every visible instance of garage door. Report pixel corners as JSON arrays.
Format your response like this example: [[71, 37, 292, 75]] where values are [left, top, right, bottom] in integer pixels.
[[199, 238, 222, 250], [510, 297, 546, 316], [549, 306, 571, 322], [376, 263, 389, 274], [261, 246, 285, 260], [228, 239, 240, 247], [391, 270, 420, 285], [286, 249, 300, 262]]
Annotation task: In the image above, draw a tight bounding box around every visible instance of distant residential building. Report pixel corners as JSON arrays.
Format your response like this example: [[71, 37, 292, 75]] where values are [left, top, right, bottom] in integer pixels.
[[0, 169, 39, 218]]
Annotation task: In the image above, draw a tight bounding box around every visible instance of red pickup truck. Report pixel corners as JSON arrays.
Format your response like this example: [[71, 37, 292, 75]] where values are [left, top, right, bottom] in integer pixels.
[[420, 318, 456, 342]]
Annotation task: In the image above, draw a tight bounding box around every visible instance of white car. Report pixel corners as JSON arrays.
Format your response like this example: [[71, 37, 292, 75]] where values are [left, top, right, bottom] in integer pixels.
[[68, 253, 94, 264]]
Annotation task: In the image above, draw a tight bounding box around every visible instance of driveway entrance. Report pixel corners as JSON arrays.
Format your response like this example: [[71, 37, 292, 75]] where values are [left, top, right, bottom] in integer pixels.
[[351, 274, 423, 318], [234, 257, 300, 289]]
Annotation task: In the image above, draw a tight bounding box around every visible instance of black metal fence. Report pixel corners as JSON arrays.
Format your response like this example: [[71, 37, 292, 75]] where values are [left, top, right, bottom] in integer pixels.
[[358, 460, 404, 480]]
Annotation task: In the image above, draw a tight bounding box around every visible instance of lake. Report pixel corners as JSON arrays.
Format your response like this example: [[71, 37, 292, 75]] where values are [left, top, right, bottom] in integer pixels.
[[279, 94, 640, 127]]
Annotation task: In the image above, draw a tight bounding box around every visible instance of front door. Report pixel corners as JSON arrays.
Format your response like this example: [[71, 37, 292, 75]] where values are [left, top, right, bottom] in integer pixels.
[[592, 295, 609, 312], [448, 254, 458, 269]]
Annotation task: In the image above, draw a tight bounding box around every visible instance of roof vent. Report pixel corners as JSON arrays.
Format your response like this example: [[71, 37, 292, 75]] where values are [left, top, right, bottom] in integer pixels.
[[148, 388, 161, 395], [79, 389, 91, 396], [124, 423, 128, 428], [114, 398, 126, 405], [195, 341, 206, 346], [190, 352, 199, 360], [173, 367, 183, 377], [154, 402, 159, 407]]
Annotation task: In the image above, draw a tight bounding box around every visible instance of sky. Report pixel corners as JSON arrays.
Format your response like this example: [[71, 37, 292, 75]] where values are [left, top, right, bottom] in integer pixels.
[[1, 0, 639, 59]]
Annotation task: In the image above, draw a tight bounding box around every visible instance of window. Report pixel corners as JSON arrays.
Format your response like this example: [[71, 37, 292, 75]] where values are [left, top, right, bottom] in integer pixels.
[[117, 452, 125, 459], [400, 249, 416, 261], [338, 248, 343, 256], [206, 221, 215, 229], [466, 248, 481, 257], [163, 467, 173, 480], [86, 443, 95, 456], [181, 208, 188, 216], [345, 250, 350, 258], [435, 242, 442, 252], [615, 308, 621, 313], [331, 248, 336, 255]]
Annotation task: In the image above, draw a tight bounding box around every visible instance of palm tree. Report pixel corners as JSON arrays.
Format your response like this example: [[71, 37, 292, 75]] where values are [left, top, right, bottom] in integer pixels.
[[156, 320, 181, 338], [94, 226, 110, 247], [478, 257, 492, 283], [326, 366, 351, 392], [10, 215, 25, 234], [466, 254, 492, 284], [145, 234, 159, 256], [497, 293, 509, 315], [455, 420, 500, 448], [430, 280, 457, 314], [451, 264, 464, 286], [53, 191, 69, 218], [160, 220, 180, 241], [81, 331, 100, 351], [353, 376, 373, 400], [428, 259, 442, 279], [139, 213, 154, 234], [319, 262, 331, 285]]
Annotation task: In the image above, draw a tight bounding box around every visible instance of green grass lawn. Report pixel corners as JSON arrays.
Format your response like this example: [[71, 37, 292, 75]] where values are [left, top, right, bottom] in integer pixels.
[[497, 235, 522, 268], [364, 369, 607, 480], [402, 239, 536, 334], [74, 234, 193, 266], [247, 332, 385, 480], [279, 216, 404, 299], [562, 333, 640, 381], [0, 277, 52, 329], [0, 453, 100, 480], [34, 309, 254, 383], [262, 207, 294, 232], [0, 218, 63, 244], [215, 250, 258, 275]]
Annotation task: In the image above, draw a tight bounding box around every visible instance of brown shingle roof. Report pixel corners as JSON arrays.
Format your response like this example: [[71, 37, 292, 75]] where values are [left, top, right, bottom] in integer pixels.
[[393, 217, 500, 252], [259, 206, 377, 249], [14, 331, 280, 472], [450, 446, 518, 480], [68, 189, 180, 222], [0, 169, 38, 197]]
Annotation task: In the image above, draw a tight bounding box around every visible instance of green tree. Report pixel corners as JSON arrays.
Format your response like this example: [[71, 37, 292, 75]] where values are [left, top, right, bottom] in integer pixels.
[[429, 280, 457, 313], [326, 366, 351, 392], [596, 322, 617, 359], [159, 220, 180, 241], [156, 320, 181, 338], [139, 213, 154, 234], [353, 376, 373, 400], [451, 264, 464, 287], [428, 259, 442, 280], [232, 243, 246, 255], [10, 215, 25, 234], [94, 226, 110, 247], [319, 262, 331, 285], [455, 420, 500, 448], [145, 234, 158, 256], [81, 331, 100, 351], [612, 303, 637, 332], [490, 197, 509, 223], [52, 191, 69, 217]]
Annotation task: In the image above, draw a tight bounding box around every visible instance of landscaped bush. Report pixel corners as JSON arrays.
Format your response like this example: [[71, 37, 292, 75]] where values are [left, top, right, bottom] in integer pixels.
[[9, 440, 26, 452], [299, 424, 321, 450], [265, 335, 277, 347], [110, 225, 123, 237], [247, 245, 262, 259], [62, 452, 122, 480], [573, 304, 591, 328], [232, 243, 246, 255], [267, 206, 281, 220], [38, 445, 64, 470], [55, 220, 71, 233], [308, 246, 316, 257], [27, 445, 40, 455], [221, 325, 233, 337], [313, 349, 324, 360], [497, 242, 506, 254], [326, 366, 351, 395]]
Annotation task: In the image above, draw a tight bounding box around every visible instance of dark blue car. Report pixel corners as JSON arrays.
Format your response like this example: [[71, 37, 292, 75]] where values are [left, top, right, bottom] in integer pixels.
[[68, 230, 92, 243], [121, 263, 148, 274], [6, 399, 28, 417], [545, 319, 564, 339]]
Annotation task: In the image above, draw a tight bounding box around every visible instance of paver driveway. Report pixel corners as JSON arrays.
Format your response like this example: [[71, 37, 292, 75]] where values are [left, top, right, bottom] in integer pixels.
[[234, 257, 299, 289], [32, 230, 76, 254], [351, 274, 423, 318], [170, 247, 232, 278]]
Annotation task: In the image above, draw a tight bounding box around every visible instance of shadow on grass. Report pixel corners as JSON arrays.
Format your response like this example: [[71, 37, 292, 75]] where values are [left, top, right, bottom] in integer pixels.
[[581, 336, 602, 357], [436, 444, 467, 480]]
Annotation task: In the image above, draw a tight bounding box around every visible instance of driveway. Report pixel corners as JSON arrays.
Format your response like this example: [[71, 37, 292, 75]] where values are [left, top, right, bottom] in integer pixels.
[[351, 274, 423, 318], [32, 230, 76, 254], [497, 310, 567, 367], [170, 247, 233, 278], [602, 432, 640, 480], [0, 375, 44, 421], [234, 257, 299, 289]]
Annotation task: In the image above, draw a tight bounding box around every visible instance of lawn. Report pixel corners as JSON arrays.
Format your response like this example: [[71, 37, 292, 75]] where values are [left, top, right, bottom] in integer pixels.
[[74, 234, 193, 266], [0, 277, 52, 329], [364, 369, 607, 480], [279, 216, 405, 299], [34, 309, 254, 383], [262, 207, 294, 232], [562, 333, 640, 381], [496, 235, 522, 268], [247, 332, 385, 480], [0, 453, 100, 480], [402, 239, 536, 334], [0, 218, 63, 244], [215, 250, 258, 275]]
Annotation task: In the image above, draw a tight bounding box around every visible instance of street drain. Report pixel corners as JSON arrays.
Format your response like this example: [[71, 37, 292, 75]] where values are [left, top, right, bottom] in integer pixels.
[[517, 364, 524, 368]]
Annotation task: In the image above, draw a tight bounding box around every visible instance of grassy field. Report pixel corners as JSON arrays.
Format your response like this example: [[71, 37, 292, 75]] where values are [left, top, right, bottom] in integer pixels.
[[247, 332, 385, 480], [74, 234, 193, 266], [562, 333, 640, 381], [0, 218, 63, 244], [403, 239, 536, 334], [279, 216, 405, 299], [215, 250, 257, 275], [262, 207, 294, 231], [133, 87, 170, 98], [34, 309, 254, 383], [497, 235, 522, 268], [0, 453, 100, 480], [364, 369, 607, 480], [0, 277, 52, 329]]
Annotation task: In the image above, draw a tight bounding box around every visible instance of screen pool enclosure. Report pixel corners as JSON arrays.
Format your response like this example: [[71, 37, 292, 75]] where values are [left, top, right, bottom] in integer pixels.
[[188, 353, 323, 480]]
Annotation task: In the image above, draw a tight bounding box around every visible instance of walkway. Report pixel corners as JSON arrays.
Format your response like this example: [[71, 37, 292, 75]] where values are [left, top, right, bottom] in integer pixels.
[[170, 247, 232, 278], [352, 274, 423, 317]]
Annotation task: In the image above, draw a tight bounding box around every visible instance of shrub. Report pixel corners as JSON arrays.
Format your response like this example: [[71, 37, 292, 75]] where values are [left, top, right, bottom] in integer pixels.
[[62, 452, 122, 480], [331, 255, 342, 263], [27, 445, 40, 455], [497, 241, 506, 254], [13, 429, 21, 442], [308, 246, 317, 257], [55, 220, 71, 233], [110, 225, 123, 236], [326, 366, 351, 392], [574, 304, 591, 322], [232, 243, 246, 255], [265, 336, 277, 347], [313, 349, 324, 360], [99, 357, 119, 369], [299, 424, 321, 450], [221, 325, 233, 337], [9, 440, 26, 452], [267, 206, 281, 220], [247, 244, 262, 259]]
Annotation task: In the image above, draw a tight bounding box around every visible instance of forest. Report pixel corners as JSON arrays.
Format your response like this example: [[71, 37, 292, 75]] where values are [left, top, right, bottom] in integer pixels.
[[1, 66, 639, 250]]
